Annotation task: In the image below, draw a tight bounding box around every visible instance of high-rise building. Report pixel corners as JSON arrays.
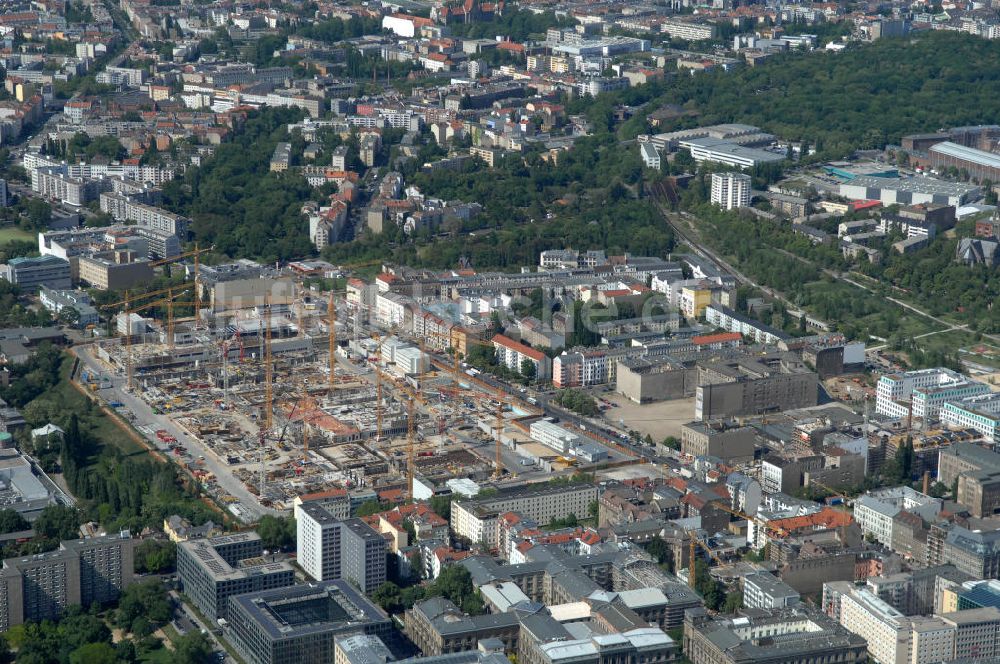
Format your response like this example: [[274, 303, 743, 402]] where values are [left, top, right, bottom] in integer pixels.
[[710, 172, 751, 210], [0, 532, 134, 631], [296, 506, 387, 594]]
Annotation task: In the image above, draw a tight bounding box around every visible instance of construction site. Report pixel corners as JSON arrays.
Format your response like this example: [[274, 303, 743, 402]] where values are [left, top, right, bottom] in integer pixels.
[[75, 267, 623, 518]]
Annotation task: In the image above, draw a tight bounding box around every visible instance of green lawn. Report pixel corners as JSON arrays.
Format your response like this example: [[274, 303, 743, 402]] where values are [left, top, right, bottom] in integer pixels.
[[51, 355, 145, 457], [0, 226, 34, 244]]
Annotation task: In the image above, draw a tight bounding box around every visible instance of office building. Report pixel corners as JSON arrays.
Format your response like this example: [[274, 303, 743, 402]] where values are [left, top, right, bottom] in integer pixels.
[[938, 444, 1000, 486], [519, 622, 678, 664], [938, 607, 1000, 660], [77, 255, 153, 290], [451, 484, 599, 548], [0, 255, 71, 290], [710, 173, 751, 210], [0, 532, 134, 631], [928, 525, 1000, 582], [876, 368, 990, 421], [839, 176, 980, 208], [742, 572, 800, 610], [296, 506, 387, 593], [683, 606, 867, 664], [227, 579, 392, 664], [942, 393, 1000, 443], [176, 532, 294, 621]]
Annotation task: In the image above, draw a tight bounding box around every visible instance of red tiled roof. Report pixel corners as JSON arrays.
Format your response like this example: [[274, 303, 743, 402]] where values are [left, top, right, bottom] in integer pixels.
[[492, 334, 545, 362], [693, 332, 741, 345]]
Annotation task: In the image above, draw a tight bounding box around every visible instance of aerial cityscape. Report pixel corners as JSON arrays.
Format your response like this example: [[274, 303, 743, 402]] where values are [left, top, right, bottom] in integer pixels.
[[4, 0, 1000, 662]]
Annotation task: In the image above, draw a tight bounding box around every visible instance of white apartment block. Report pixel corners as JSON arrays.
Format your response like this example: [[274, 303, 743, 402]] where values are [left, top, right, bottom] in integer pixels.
[[375, 292, 410, 328], [710, 172, 751, 210], [492, 334, 550, 380], [853, 487, 940, 548], [99, 192, 188, 236], [876, 368, 990, 421], [660, 20, 716, 41], [838, 588, 912, 664], [451, 484, 599, 548]]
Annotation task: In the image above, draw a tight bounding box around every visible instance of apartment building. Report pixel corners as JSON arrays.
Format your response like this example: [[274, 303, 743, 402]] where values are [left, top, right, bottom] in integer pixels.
[[451, 485, 599, 548], [0, 255, 71, 290], [704, 304, 789, 345], [710, 172, 751, 210], [296, 505, 387, 593], [492, 334, 550, 380], [0, 532, 134, 631], [853, 487, 941, 547], [99, 192, 189, 236], [742, 572, 800, 610], [176, 532, 294, 621]]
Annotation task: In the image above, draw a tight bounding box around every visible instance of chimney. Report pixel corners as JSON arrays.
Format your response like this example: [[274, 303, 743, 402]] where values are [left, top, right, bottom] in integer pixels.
[[923, 470, 930, 495]]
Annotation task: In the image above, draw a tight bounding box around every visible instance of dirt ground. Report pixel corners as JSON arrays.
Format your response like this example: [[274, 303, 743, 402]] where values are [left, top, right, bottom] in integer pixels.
[[600, 393, 697, 440]]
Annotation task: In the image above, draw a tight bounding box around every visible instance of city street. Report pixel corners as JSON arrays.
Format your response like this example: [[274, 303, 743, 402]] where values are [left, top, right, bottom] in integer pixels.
[[72, 344, 278, 522]]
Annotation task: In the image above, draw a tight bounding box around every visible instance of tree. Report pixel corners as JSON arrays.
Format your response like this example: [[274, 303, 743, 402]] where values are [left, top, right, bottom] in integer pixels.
[[372, 581, 402, 613], [58, 306, 80, 326], [257, 515, 295, 550], [173, 631, 214, 664], [134, 539, 176, 573], [0, 509, 28, 534], [356, 500, 389, 517], [587, 500, 599, 520], [34, 504, 81, 540], [644, 536, 671, 566], [520, 358, 536, 381], [549, 513, 578, 529], [429, 495, 453, 520], [427, 566, 484, 615], [69, 642, 117, 664], [115, 579, 172, 630], [721, 591, 744, 614]]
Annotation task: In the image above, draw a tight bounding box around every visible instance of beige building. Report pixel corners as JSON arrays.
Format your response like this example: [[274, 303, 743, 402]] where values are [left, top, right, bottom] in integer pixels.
[[77, 255, 153, 290]]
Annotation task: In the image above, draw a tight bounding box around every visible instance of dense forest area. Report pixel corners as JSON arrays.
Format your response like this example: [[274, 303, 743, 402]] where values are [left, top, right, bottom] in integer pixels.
[[160, 106, 316, 262], [323, 132, 673, 269], [658, 32, 1000, 158]]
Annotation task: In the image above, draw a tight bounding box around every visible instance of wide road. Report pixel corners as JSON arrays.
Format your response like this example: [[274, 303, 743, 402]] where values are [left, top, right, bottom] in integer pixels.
[[73, 344, 278, 523]]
